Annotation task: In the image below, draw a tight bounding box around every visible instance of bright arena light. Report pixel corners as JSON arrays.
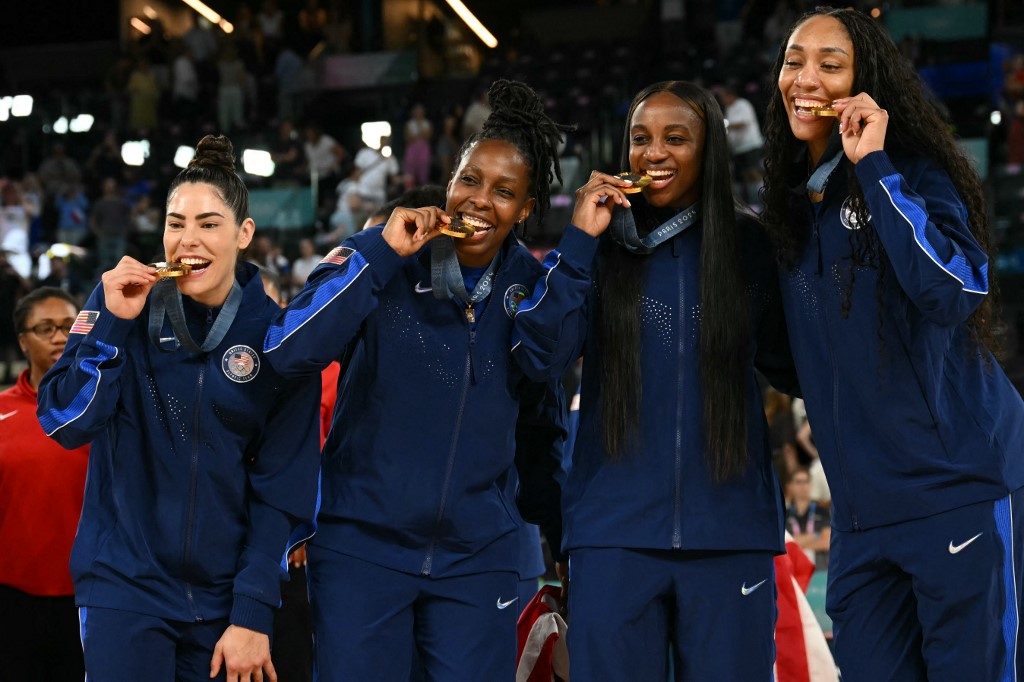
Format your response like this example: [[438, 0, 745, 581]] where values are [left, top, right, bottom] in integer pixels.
[[70, 114, 95, 133], [361, 121, 392, 150], [174, 145, 196, 168], [242, 149, 275, 177], [446, 0, 498, 48], [122, 140, 151, 166], [53, 116, 69, 134], [11, 95, 33, 117], [992, 110, 1003, 126]]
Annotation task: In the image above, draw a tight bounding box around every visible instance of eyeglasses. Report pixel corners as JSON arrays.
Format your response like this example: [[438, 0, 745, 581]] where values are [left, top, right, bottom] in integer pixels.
[[23, 321, 74, 338]]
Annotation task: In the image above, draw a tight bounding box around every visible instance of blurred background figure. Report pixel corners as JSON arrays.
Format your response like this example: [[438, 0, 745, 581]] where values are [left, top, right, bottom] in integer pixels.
[[716, 81, 765, 209], [0, 287, 88, 681], [402, 103, 433, 187]]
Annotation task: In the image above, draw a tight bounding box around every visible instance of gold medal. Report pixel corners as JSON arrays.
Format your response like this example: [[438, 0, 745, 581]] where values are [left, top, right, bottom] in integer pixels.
[[615, 173, 653, 193], [150, 261, 192, 277], [438, 217, 475, 238], [808, 107, 839, 117]]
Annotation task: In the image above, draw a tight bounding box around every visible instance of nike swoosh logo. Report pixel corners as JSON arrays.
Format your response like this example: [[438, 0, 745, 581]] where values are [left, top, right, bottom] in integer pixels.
[[496, 596, 519, 610], [0, 410, 17, 421], [414, 281, 432, 294], [741, 579, 768, 596], [949, 532, 983, 554]]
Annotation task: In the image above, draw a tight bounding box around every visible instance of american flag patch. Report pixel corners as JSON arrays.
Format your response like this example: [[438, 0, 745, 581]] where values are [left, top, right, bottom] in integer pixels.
[[321, 246, 355, 267], [70, 310, 100, 335]]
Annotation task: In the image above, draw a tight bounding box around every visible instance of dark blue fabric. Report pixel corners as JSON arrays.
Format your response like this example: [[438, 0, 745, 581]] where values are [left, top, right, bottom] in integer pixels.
[[826, 488, 1024, 680], [567, 547, 777, 681], [38, 262, 322, 634], [778, 149, 1024, 531], [265, 228, 567, 580]]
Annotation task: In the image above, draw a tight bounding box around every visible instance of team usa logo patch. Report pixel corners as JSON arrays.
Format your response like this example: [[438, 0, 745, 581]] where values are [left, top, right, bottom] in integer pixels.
[[70, 310, 100, 334], [222, 345, 260, 383], [840, 196, 870, 230], [321, 246, 356, 267], [504, 284, 530, 318]]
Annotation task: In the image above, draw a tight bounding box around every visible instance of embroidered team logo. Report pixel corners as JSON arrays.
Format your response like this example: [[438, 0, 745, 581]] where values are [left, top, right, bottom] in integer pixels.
[[70, 310, 100, 334], [321, 246, 356, 266], [504, 284, 529, 318], [222, 345, 260, 383], [840, 196, 870, 230]]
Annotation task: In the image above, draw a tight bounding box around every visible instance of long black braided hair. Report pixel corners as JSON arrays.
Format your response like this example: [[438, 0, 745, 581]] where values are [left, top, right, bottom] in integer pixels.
[[454, 79, 574, 228]]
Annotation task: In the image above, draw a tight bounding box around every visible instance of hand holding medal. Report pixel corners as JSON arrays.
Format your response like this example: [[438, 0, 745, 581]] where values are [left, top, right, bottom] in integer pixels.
[[381, 205, 447, 257], [100, 256, 161, 320], [569, 170, 639, 237]]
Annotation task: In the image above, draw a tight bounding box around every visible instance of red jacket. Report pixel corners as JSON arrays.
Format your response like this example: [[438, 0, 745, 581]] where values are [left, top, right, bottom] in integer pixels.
[[0, 370, 88, 595]]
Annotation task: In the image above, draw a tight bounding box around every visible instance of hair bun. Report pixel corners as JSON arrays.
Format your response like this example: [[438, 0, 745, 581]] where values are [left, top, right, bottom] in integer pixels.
[[486, 79, 544, 118], [190, 134, 236, 173]]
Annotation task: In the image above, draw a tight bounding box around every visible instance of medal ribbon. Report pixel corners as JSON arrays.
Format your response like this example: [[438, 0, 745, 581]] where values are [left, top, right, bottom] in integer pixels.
[[147, 278, 243, 353], [608, 201, 701, 255], [430, 236, 500, 309]]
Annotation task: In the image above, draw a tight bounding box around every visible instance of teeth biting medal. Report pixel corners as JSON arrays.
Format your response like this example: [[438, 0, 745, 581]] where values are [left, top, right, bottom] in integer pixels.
[[150, 261, 192, 277], [438, 217, 476, 238], [615, 172, 653, 193]]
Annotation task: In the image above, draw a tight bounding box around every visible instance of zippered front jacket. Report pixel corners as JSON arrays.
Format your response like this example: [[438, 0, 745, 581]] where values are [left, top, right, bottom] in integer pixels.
[[263, 228, 566, 578], [37, 263, 321, 634], [778, 149, 1024, 531], [511, 213, 798, 555]]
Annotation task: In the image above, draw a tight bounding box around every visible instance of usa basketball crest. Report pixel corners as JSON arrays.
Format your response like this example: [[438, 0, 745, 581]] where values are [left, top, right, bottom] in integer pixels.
[[840, 196, 870, 230], [222, 345, 260, 383], [503, 284, 529, 318]]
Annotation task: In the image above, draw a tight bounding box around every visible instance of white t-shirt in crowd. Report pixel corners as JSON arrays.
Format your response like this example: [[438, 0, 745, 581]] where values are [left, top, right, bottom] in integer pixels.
[[724, 97, 764, 155]]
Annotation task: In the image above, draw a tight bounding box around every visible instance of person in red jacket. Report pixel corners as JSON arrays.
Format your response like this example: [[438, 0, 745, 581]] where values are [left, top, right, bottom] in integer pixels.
[[0, 286, 87, 680]]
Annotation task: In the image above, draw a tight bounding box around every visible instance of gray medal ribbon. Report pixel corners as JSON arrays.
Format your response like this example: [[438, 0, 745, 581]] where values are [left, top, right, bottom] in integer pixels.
[[609, 201, 701, 255], [429, 236, 500, 307], [807, 151, 844, 195], [147, 278, 243, 353]]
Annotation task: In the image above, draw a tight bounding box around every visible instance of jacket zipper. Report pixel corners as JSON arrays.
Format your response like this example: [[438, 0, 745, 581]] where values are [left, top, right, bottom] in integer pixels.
[[183, 358, 206, 620], [421, 313, 474, 575], [672, 260, 685, 549], [814, 212, 859, 530]]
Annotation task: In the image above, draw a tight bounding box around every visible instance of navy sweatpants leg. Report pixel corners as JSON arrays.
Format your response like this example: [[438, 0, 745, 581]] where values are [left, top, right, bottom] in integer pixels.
[[80, 606, 228, 681], [828, 489, 1024, 682], [307, 545, 517, 682], [567, 547, 776, 682]]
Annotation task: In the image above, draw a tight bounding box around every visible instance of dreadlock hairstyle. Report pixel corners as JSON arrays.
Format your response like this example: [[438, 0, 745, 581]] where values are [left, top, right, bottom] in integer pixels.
[[760, 7, 1000, 357], [167, 134, 249, 225], [597, 81, 753, 483], [454, 80, 574, 229]]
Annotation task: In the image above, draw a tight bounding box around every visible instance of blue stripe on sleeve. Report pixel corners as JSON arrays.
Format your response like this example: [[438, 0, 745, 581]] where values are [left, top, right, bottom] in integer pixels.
[[264, 254, 370, 352], [40, 341, 118, 436], [995, 494, 1018, 682], [878, 175, 988, 294]]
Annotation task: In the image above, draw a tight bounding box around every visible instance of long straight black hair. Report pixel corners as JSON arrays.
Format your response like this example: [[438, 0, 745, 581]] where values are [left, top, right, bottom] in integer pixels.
[[597, 81, 752, 482]]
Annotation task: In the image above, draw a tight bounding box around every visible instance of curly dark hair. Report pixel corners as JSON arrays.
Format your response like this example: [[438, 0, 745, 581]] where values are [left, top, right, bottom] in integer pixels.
[[167, 134, 249, 225], [598, 81, 752, 482], [455, 80, 574, 227], [760, 7, 999, 356]]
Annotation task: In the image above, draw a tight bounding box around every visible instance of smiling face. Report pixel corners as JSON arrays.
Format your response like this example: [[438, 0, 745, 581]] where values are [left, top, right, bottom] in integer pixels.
[[627, 91, 705, 209], [446, 139, 535, 267], [164, 182, 254, 307], [19, 296, 77, 387], [778, 15, 855, 164]]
